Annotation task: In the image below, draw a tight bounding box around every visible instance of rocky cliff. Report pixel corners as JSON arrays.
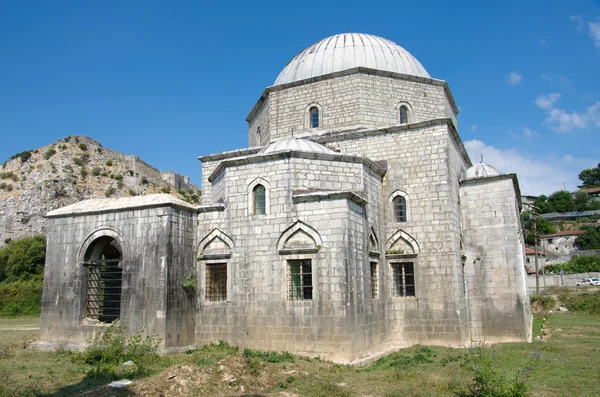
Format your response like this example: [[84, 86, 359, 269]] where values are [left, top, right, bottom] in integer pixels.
[[0, 136, 200, 247]]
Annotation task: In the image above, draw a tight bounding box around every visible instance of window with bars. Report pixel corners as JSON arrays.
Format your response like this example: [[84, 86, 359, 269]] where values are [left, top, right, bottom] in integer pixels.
[[392, 196, 407, 222], [399, 105, 409, 125], [309, 107, 319, 128], [391, 262, 415, 297], [206, 263, 227, 302], [84, 258, 123, 323], [288, 259, 312, 300], [370, 262, 379, 299], [253, 184, 266, 215]]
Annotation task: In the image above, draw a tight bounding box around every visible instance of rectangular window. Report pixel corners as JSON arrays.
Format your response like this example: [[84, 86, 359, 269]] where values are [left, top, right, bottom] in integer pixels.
[[370, 262, 379, 299], [391, 262, 415, 297], [288, 259, 312, 300], [206, 263, 227, 302]]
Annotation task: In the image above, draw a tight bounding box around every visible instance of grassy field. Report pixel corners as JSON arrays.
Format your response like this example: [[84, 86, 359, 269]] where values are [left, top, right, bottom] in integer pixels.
[[1, 312, 599, 396]]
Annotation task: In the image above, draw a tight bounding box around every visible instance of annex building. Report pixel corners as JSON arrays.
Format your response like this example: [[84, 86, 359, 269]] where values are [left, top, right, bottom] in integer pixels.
[[37, 33, 532, 363]]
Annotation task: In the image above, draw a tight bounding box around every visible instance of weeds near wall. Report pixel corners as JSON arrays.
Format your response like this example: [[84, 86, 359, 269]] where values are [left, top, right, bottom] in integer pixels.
[[80, 320, 161, 379]]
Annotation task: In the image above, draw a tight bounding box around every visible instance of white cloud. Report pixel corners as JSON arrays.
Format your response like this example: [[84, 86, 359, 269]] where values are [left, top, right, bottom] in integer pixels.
[[534, 93, 600, 132], [520, 126, 538, 138], [471, 124, 478, 131], [464, 140, 595, 195], [541, 74, 552, 80], [570, 15, 584, 31], [506, 72, 523, 85], [589, 19, 600, 48]]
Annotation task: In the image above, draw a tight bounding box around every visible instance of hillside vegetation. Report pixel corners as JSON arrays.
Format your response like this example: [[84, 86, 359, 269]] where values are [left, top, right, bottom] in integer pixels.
[[0, 136, 200, 247]]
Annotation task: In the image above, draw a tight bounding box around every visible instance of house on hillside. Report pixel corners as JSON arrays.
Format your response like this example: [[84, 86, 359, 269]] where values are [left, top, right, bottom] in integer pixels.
[[541, 230, 584, 256]]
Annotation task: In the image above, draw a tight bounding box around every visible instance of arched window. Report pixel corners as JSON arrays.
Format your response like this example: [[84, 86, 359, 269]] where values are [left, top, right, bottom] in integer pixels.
[[393, 196, 407, 222], [253, 184, 266, 215], [399, 105, 409, 125], [309, 107, 319, 128], [257, 126, 261, 139]]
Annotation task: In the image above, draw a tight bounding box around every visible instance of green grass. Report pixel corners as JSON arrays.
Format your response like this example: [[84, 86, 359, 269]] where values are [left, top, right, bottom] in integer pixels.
[[0, 312, 599, 396]]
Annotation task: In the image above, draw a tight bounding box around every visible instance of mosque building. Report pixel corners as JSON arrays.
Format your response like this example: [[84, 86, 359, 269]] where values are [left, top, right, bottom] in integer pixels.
[[37, 33, 531, 362]]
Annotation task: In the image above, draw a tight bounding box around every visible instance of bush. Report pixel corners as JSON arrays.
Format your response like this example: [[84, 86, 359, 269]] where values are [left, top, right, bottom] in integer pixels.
[[79, 321, 160, 378], [0, 171, 18, 182], [114, 174, 123, 181], [160, 186, 171, 194], [96, 147, 102, 154], [242, 348, 295, 363], [78, 143, 87, 151], [543, 255, 600, 274], [117, 181, 123, 189], [105, 187, 116, 197], [530, 294, 556, 313], [0, 234, 46, 283], [43, 148, 56, 160], [10, 150, 33, 163], [105, 160, 113, 166], [560, 290, 600, 313], [0, 182, 13, 192], [73, 154, 89, 167], [141, 176, 148, 184], [0, 276, 44, 317], [91, 167, 101, 176]]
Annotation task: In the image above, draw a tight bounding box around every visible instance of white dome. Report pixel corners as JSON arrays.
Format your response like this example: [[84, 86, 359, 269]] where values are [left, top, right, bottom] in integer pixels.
[[464, 163, 502, 179], [259, 138, 334, 155], [274, 33, 430, 85]]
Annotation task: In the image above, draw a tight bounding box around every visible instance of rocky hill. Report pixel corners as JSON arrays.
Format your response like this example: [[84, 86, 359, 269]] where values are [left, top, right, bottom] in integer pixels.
[[0, 136, 200, 247]]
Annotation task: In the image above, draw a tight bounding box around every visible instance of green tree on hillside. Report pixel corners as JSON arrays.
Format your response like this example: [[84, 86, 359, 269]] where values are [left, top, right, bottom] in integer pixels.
[[521, 212, 556, 245], [0, 235, 46, 283], [578, 162, 600, 188], [546, 190, 575, 213], [576, 226, 600, 250]]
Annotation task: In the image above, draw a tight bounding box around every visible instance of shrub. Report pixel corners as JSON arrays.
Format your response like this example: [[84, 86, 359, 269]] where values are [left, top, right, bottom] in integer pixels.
[[462, 345, 534, 397], [0, 171, 18, 182], [117, 181, 123, 189], [105, 187, 116, 197], [0, 182, 13, 192], [544, 255, 600, 274], [73, 154, 89, 167], [91, 167, 101, 176], [100, 171, 108, 177], [96, 147, 102, 154], [0, 235, 46, 283], [128, 189, 137, 196], [127, 170, 134, 176], [560, 290, 600, 314], [78, 143, 87, 151], [10, 150, 33, 163], [64, 136, 71, 142], [79, 321, 161, 378], [114, 174, 123, 181], [105, 160, 113, 166], [141, 176, 148, 184], [530, 294, 556, 313], [242, 348, 295, 363], [160, 186, 171, 194], [0, 276, 44, 317], [43, 148, 56, 160]]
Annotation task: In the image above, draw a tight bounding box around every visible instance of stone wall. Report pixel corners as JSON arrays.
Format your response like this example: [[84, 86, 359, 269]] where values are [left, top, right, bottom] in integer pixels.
[[255, 72, 456, 142], [39, 201, 197, 350], [527, 272, 600, 290], [460, 176, 531, 343], [248, 97, 270, 147]]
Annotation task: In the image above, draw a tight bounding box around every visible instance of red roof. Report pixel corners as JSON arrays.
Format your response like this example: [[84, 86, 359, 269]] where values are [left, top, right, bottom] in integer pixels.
[[541, 230, 584, 238], [581, 187, 600, 194], [525, 247, 545, 255]]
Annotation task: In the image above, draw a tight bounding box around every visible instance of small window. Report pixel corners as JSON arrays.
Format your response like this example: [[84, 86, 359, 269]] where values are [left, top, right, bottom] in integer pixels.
[[547, 238, 553, 244], [370, 262, 379, 299], [206, 263, 227, 302], [393, 196, 407, 222], [399, 105, 409, 125], [309, 107, 319, 128], [253, 184, 266, 215], [257, 126, 261, 140], [288, 259, 312, 300], [392, 262, 415, 297]]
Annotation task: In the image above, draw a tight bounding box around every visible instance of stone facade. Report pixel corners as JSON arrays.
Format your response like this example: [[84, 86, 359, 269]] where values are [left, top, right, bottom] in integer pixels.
[[37, 33, 531, 362]]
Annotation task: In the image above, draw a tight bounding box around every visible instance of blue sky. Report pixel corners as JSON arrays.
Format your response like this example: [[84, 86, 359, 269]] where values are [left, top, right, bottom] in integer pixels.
[[1, 0, 599, 196]]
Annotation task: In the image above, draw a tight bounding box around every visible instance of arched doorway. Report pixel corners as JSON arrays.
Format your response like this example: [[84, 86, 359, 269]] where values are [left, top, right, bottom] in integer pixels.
[[83, 236, 123, 323]]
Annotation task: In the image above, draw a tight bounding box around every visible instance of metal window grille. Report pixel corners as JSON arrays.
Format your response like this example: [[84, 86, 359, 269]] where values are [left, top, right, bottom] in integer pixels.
[[310, 107, 319, 128], [370, 262, 379, 299], [253, 185, 266, 215], [206, 263, 227, 302], [399, 106, 408, 124], [84, 259, 122, 323], [393, 196, 407, 222], [288, 260, 312, 300], [391, 262, 415, 297]]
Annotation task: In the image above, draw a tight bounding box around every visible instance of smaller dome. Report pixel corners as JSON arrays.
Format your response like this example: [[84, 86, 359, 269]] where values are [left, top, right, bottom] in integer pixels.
[[259, 138, 334, 155], [464, 163, 502, 179]]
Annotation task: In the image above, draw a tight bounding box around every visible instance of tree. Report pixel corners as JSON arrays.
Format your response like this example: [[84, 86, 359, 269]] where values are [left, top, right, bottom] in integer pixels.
[[578, 162, 600, 188], [576, 226, 600, 250], [546, 190, 574, 213], [521, 211, 556, 245], [573, 191, 589, 212], [0, 235, 46, 283], [533, 195, 550, 214]]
